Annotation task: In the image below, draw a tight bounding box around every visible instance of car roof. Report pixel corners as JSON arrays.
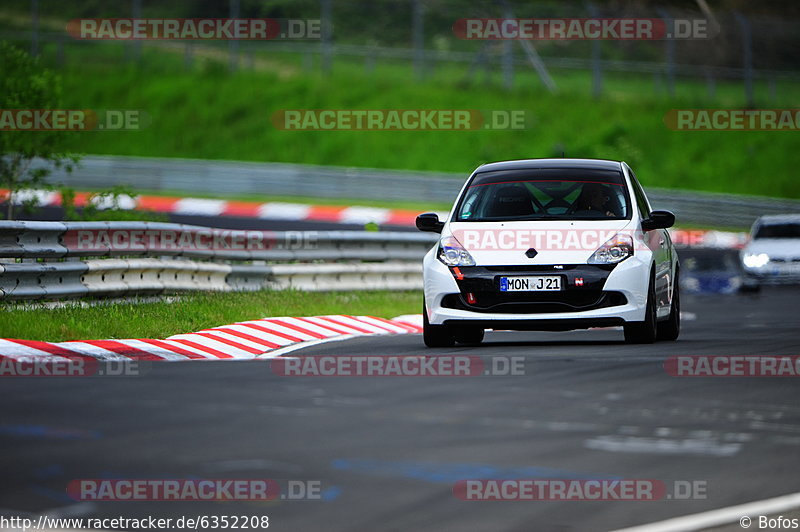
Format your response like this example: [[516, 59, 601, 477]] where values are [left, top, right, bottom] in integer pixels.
[[755, 214, 800, 224], [475, 158, 624, 173]]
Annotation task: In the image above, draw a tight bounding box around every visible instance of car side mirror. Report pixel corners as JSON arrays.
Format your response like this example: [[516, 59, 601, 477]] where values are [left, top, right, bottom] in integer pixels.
[[416, 212, 444, 233], [641, 210, 675, 231]]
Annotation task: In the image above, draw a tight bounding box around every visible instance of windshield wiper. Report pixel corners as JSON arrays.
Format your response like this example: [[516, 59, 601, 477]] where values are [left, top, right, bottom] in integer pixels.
[[458, 215, 566, 222]]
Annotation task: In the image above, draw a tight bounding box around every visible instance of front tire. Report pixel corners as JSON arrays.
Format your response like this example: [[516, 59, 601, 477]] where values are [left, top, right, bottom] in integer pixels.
[[656, 269, 680, 341], [624, 272, 657, 344], [423, 302, 455, 348]]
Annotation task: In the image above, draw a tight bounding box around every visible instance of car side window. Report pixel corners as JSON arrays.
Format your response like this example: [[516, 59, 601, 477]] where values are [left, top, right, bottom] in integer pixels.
[[627, 167, 651, 219]]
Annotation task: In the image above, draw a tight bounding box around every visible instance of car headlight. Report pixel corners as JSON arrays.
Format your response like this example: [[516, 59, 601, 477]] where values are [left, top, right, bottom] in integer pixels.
[[437, 236, 476, 267], [588, 233, 634, 264], [742, 253, 769, 268]]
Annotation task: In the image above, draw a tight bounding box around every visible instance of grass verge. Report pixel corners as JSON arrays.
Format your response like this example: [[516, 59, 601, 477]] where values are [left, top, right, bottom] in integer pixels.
[[0, 35, 792, 199], [0, 290, 421, 342]]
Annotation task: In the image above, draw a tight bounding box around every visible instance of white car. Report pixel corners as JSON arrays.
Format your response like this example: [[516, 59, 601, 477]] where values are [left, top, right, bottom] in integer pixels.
[[416, 158, 680, 347], [740, 214, 800, 290]]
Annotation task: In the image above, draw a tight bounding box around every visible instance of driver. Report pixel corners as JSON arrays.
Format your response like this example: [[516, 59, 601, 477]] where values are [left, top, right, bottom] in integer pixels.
[[575, 183, 617, 217]]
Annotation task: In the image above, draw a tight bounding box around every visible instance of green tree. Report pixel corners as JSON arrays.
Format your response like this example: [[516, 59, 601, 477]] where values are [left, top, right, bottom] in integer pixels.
[[0, 41, 79, 219]]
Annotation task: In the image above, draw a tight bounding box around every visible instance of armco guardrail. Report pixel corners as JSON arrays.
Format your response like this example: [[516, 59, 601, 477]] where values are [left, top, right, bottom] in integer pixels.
[[40, 155, 800, 229], [0, 221, 436, 300], [0, 221, 436, 261], [0, 220, 746, 301]]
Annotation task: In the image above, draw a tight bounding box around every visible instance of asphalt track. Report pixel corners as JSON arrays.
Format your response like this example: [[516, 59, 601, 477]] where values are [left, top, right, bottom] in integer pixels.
[[2, 208, 797, 530], [1, 284, 799, 532]]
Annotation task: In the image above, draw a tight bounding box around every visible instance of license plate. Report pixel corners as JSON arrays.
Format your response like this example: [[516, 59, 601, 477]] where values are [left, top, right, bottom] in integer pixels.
[[500, 276, 562, 292]]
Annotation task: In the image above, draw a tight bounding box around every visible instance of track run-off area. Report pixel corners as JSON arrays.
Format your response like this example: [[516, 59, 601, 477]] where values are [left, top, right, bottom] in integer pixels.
[[1, 284, 799, 531]]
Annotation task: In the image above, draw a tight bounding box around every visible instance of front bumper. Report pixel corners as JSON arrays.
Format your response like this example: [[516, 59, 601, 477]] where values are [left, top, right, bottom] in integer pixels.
[[741, 263, 800, 285], [440, 264, 626, 314], [423, 251, 651, 329]]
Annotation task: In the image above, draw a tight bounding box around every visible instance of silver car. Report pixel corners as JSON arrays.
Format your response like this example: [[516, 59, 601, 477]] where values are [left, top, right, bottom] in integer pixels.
[[740, 214, 800, 290]]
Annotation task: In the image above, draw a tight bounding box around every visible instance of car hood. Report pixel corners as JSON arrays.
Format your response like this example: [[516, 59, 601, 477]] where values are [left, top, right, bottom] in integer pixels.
[[447, 219, 636, 266], [742, 239, 800, 259]]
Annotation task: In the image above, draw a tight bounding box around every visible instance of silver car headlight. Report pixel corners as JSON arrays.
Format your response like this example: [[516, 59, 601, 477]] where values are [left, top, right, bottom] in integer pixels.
[[588, 233, 634, 265], [437, 236, 476, 267], [742, 253, 769, 268]]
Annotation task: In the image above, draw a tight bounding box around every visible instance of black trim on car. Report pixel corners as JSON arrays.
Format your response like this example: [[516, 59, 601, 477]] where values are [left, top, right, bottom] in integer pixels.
[[442, 264, 627, 314], [441, 291, 627, 314], [451, 264, 616, 291], [441, 318, 625, 331]]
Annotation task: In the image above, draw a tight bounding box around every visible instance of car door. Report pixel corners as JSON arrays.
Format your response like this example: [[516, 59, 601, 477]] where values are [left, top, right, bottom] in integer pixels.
[[627, 166, 672, 313]]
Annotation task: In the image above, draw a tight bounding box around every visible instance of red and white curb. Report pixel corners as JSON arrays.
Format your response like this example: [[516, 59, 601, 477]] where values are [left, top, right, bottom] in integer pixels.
[[0, 315, 423, 362], [0, 188, 436, 227]]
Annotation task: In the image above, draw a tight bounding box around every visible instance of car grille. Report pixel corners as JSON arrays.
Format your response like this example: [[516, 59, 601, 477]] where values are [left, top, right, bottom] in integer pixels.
[[482, 264, 616, 272], [441, 291, 627, 314]]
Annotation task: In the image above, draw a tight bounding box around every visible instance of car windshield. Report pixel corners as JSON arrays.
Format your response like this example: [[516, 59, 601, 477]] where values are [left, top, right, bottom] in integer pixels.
[[454, 168, 631, 222], [753, 222, 800, 239]]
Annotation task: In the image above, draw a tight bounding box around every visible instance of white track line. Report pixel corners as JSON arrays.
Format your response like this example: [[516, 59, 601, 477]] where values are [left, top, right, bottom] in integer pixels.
[[611, 491, 800, 532], [256, 334, 359, 359]]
